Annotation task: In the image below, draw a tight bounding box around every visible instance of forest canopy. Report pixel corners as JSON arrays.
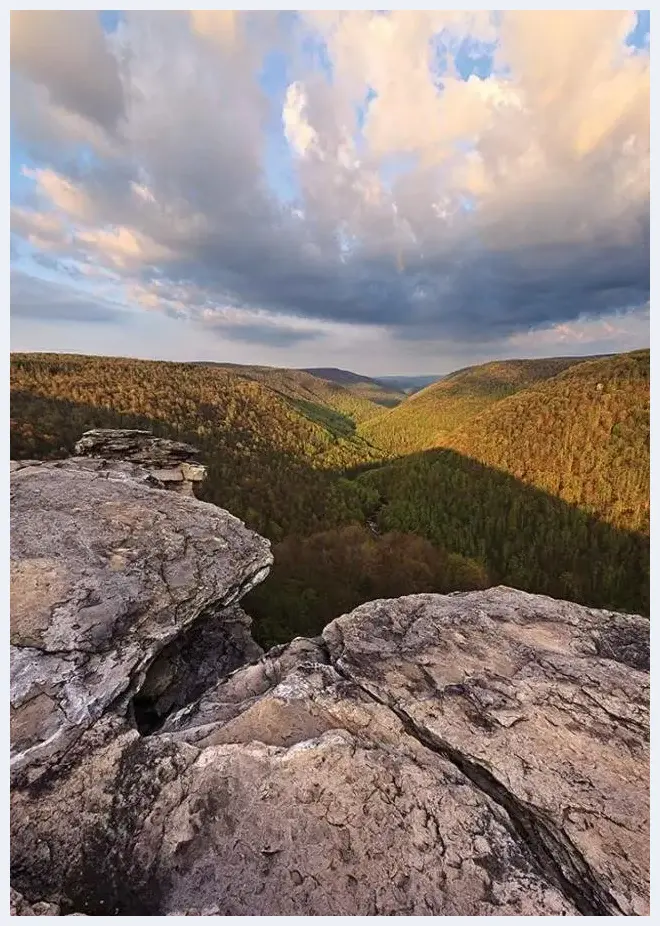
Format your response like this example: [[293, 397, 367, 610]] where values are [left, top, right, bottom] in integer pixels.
[[11, 349, 649, 644]]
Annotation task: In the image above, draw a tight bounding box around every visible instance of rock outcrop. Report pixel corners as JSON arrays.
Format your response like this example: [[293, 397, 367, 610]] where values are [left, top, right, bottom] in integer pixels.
[[10, 449, 649, 916], [10, 456, 270, 783], [74, 428, 207, 497], [10, 888, 62, 917]]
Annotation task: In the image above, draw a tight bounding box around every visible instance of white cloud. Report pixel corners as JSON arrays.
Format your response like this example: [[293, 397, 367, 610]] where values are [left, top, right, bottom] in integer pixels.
[[9, 10, 649, 369], [76, 226, 173, 270], [283, 82, 319, 158]]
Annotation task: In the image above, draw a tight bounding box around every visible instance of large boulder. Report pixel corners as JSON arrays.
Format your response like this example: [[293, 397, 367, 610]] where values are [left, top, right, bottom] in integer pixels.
[[10, 456, 649, 916], [10, 457, 271, 783]]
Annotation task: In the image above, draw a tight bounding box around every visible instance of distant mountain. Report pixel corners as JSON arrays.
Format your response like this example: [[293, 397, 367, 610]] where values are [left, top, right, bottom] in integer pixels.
[[302, 367, 378, 386], [192, 361, 389, 423], [360, 356, 595, 455], [373, 374, 444, 395], [302, 367, 405, 407]]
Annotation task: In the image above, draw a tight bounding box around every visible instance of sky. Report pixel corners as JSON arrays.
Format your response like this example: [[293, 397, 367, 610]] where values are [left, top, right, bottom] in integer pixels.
[[9, 10, 650, 376]]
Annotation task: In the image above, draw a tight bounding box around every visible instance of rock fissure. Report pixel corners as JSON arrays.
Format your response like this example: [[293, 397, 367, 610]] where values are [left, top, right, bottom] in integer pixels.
[[330, 661, 625, 917], [129, 593, 266, 736], [580, 689, 649, 737]]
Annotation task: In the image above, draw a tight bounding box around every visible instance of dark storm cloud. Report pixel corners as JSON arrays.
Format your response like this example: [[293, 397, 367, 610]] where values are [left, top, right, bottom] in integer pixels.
[[164, 217, 649, 344], [211, 320, 325, 348], [11, 270, 127, 324]]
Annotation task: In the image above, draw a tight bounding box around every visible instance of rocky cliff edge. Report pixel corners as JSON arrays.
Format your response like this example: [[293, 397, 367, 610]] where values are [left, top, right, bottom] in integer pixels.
[[10, 442, 649, 915]]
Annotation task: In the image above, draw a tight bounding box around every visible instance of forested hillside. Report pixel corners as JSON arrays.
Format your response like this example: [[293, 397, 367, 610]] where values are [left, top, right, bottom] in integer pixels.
[[445, 350, 649, 535], [10, 353, 487, 644], [10, 354, 382, 536], [302, 368, 405, 407], [359, 356, 595, 454], [194, 361, 390, 424], [10, 348, 649, 642], [358, 450, 647, 617], [246, 524, 489, 644], [356, 350, 649, 616]]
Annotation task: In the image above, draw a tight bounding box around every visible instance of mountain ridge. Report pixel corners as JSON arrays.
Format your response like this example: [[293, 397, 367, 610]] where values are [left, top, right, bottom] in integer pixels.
[[358, 354, 611, 454], [10, 347, 649, 640]]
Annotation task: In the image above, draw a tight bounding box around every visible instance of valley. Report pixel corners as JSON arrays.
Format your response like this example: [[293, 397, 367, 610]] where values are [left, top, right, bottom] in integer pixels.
[[9, 10, 650, 916], [10, 348, 649, 646]]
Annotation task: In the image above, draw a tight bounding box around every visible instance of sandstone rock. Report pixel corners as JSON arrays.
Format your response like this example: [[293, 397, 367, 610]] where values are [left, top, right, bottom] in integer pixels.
[[10, 457, 272, 782], [160, 635, 330, 742], [9, 888, 87, 917], [12, 589, 649, 915], [74, 429, 201, 465], [10, 449, 649, 916], [322, 590, 650, 916], [74, 429, 207, 497]]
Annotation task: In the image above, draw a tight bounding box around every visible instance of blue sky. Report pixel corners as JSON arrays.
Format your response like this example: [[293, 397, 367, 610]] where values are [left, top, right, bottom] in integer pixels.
[[10, 11, 650, 375]]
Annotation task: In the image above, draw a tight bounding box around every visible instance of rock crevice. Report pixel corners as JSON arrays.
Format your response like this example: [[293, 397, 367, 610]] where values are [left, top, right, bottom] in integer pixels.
[[330, 660, 624, 916]]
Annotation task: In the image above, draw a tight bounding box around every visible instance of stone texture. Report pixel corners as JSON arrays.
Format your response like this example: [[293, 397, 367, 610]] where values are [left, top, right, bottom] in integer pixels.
[[74, 429, 207, 497], [132, 603, 263, 734], [10, 888, 61, 916], [10, 448, 649, 917], [10, 888, 86, 917], [10, 457, 272, 783], [322, 590, 650, 916], [74, 429, 201, 465]]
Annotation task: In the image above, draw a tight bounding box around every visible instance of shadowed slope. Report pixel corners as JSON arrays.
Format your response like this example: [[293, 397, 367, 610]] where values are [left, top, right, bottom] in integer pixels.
[[354, 447, 648, 625]]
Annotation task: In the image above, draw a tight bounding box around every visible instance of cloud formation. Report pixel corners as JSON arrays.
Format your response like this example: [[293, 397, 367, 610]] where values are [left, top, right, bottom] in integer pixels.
[[11, 11, 124, 131], [10, 10, 649, 368], [11, 269, 128, 324]]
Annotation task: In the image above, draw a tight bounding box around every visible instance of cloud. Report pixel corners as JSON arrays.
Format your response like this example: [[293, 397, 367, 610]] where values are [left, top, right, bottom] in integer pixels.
[[10, 270, 128, 324], [76, 226, 174, 270], [509, 303, 649, 352], [11, 206, 71, 251], [9, 10, 649, 360], [11, 11, 124, 131], [24, 167, 95, 221], [218, 321, 325, 348]]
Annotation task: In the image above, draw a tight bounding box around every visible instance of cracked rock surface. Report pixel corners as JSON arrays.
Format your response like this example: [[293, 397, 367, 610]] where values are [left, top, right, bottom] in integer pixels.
[[10, 457, 649, 916], [10, 458, 271, 782]]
